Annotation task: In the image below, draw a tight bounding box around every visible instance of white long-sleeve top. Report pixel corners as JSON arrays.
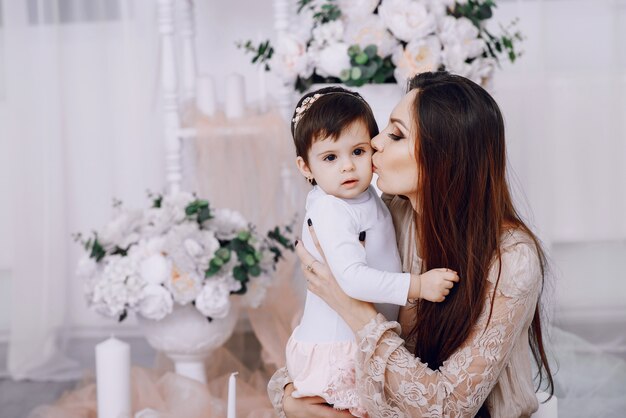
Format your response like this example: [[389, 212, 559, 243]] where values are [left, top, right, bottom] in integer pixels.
[[294, 185, 410, 343]]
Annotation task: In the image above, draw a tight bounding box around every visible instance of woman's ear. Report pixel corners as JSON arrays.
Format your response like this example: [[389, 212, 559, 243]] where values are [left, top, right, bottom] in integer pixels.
[[296, 156, 313, 180]]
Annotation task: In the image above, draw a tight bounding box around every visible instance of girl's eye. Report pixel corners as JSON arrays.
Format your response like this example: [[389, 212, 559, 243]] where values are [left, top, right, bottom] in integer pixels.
[[387, 133, 403, 141], [353, 148, 366, 156], [324, 154, 336, 162]]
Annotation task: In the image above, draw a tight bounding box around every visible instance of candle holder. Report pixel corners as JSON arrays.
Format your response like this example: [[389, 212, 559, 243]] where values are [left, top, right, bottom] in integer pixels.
[[137, 303, 240, 383]]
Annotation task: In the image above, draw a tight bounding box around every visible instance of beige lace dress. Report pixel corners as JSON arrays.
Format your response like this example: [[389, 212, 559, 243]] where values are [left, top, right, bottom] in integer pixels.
[[268, 194, 542, 418]]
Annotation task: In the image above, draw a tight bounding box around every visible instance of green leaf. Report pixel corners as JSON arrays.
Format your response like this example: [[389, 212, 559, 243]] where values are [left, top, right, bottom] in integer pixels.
[[348, 45, 361, 57], [363, 44, 378, 59], [205, 264, 221, 277], [249, 265, 261, 277], [350, 67, 362, 80], [211, 257, 224, 268], [237, 231, 251, 241], [340, 69, 351, 81], [216, 247, 231, 261], [233, 265, 248, 282], [244, 254, 256, 266], [355, 52, 368, 65]]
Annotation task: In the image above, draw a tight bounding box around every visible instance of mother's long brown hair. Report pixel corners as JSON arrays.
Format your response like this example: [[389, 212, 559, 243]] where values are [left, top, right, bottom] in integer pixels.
[[406, 72, 553, 414]]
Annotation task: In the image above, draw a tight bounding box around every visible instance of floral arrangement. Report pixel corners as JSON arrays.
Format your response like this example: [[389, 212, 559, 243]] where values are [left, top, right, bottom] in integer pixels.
[[74, 192, 293, 322], [240, 0, 522, 92]]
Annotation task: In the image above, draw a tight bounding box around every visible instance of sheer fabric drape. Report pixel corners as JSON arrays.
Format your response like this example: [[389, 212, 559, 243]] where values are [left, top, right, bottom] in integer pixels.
[[2, 0, 163, 380]]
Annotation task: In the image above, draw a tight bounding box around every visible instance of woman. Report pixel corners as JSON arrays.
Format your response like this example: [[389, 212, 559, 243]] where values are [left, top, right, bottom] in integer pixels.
[[268, 71, 554, 417]]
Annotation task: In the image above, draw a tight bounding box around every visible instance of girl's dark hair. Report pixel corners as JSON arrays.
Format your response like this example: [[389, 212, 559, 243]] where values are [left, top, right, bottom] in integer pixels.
[[291, 86, 378, 183], [405, 71, 553, 416]]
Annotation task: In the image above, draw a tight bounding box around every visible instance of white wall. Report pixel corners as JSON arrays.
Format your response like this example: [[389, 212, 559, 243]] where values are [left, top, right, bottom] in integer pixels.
[[0, 0, 624, 342]]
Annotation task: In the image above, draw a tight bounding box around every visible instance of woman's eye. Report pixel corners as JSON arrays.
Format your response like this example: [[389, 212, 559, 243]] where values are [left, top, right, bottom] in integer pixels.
[[353, 148, 366, 156], [324, 154, 336, 162], [387, 133, 403, 141]]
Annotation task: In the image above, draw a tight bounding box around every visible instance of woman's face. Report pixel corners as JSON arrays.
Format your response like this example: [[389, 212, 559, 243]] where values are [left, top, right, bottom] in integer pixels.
[[371, 90, 420, 207]]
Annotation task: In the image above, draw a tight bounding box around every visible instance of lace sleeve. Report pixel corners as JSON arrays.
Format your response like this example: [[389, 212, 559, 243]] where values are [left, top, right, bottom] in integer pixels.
[[354, 240, 542, 417], [267, 366, 291, 418]]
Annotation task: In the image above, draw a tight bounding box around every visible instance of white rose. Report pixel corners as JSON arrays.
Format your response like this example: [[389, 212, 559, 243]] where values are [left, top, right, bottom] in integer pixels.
[[344, 15, 400, 58], [272, 35, 314, 83], [439, 16, 485, 60], [166, 266, 202, 305], [337, 0, 380, 18], [138, 285, 174, 320], [315, 42, 351, 78], [392, 36, 442, 85], [379, 0, 437, 42], [139, 253, 172, 286], [195, 279, 232, 319]]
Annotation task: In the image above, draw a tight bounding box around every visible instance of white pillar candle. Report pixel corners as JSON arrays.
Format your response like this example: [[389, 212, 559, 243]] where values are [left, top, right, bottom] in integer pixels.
[[197, 75, 217, 117], [96, 336, 131, 418], [225, 73, 245, 119], [227, 371, 238, 418]]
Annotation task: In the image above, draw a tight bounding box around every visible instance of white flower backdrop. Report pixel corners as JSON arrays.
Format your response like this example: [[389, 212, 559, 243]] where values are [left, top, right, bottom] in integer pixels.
[[0, 1, 624, 415]]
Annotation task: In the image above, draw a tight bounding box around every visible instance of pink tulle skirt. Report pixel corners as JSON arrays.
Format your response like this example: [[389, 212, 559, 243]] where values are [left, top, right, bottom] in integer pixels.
[[286, 329, 368, 418]]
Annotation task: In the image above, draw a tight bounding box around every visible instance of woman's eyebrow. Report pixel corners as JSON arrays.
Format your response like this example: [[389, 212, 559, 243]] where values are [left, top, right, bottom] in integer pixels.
[[390, 117, 408, 130]]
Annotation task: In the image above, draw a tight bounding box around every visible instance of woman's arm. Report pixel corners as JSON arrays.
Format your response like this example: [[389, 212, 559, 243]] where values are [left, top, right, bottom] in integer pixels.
[[297, 238, 542, 416]]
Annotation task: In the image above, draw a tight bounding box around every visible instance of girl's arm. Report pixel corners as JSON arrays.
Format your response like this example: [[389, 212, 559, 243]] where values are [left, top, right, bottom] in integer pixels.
[[308, 195, 410, 305]]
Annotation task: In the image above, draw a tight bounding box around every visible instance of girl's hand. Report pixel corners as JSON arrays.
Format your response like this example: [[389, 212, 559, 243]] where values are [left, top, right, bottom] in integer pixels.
[[284, 384, 354, 417], [294, 220, 378, 332], [419, 268, 460, 302]]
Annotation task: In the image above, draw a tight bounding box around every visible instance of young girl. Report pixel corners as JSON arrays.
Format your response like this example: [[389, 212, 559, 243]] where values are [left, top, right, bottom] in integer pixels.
[[285, 86, 459, 416]]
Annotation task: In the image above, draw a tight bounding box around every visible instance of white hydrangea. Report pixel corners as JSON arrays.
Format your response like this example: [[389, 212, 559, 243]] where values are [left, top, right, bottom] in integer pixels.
[[90, 255, 142, 317], [379, 0, 437, 43], [343, 14, 400, 58], [392, 36, 442, 85]]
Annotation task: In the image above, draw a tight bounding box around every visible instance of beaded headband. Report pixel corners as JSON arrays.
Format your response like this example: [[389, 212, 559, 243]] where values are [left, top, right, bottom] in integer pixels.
[[292, 91, 363, 129]]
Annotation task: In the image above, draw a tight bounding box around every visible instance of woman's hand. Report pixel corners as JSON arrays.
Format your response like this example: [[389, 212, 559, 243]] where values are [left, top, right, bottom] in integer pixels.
[[294, 222, 378, 333], [284, 383, 354, 417]]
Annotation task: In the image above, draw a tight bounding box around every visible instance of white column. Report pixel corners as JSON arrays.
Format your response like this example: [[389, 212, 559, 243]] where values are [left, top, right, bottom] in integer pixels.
[[179, 0, 197, 102], [157, 0, 183, 195], [273, 0, 293, 122]]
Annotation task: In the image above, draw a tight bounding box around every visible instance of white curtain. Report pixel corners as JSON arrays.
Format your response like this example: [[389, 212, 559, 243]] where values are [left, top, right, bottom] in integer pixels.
[[2, 0, 164, 380], [492, 0, 626, 246]]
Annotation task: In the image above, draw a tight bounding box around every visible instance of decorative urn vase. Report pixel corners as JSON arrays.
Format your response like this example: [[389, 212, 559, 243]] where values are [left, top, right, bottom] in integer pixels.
[[137, 303, 240, 383]]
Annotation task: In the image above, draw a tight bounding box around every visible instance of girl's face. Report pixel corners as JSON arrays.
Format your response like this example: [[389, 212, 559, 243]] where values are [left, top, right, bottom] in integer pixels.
[[297, 120, 373, 199], [371, 90, 420, 208]]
